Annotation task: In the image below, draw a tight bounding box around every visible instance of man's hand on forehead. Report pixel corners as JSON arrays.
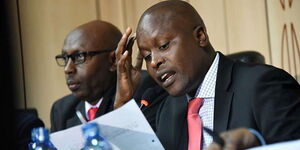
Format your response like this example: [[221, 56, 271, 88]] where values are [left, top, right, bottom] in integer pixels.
[[114, 27, 142, 109]]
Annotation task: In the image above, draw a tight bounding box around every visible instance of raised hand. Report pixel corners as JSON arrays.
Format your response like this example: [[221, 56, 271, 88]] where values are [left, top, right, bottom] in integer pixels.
[[114, 27, 143, 109]]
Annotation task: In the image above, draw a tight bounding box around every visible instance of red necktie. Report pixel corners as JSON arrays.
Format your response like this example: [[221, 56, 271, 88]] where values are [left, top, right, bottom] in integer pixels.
[[187, 98, 204, 150], [88, 107, 99, 121]]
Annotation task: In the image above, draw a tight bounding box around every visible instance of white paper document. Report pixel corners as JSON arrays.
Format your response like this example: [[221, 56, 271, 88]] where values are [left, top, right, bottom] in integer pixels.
[[50, 100, 165, 150], [247, 139, 300, 150]]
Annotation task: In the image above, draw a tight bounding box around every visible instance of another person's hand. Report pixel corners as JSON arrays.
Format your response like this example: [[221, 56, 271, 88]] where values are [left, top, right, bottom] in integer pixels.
[[114, 27, 143, 109], [205, 128, 260, 150]]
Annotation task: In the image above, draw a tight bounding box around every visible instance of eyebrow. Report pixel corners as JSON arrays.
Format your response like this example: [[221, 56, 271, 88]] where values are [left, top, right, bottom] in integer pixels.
[[61, 49, 82, 55]]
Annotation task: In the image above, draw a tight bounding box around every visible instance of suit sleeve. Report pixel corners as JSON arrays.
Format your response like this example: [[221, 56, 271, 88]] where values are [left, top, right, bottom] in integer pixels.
[[252, 67, 300, 143]]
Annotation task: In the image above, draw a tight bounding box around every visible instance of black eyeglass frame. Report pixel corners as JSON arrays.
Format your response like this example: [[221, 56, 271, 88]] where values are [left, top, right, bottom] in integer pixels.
[[55, 49, 114, 67]]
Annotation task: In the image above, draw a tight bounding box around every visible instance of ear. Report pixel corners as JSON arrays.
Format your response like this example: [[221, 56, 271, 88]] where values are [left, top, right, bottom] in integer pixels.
[[108, 51, 116, 72], [193, 26, 208, 47]]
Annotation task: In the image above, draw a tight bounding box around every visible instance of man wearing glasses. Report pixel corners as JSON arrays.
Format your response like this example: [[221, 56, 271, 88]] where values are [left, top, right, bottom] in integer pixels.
[[51, 20, 137, 132], [51, 20, 121, 132]]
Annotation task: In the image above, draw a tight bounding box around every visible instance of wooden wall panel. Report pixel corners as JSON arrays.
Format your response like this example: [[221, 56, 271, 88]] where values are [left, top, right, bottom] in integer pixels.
[[225, 0, 270, 63], [97, 0, 161, 69], [123, 0, 161, 31], [189, 0, 228, 54], [266, 0, 300, 81], [18, 0, 97, 127], [98, 0, 127, 31], [97, 0, 161, 35]]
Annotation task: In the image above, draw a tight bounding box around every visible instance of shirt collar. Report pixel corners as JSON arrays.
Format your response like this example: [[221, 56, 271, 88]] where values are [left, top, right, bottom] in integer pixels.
[[194, 53, 219, 99], [85, 97, 103, 117]]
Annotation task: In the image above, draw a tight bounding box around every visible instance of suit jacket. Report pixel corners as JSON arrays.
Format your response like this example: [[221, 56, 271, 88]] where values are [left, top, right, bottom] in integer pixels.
[[156, 52, 300, 150], [50, 70, 162, 133], [139, 85, 169, 131], [50, 86, 115, 133]]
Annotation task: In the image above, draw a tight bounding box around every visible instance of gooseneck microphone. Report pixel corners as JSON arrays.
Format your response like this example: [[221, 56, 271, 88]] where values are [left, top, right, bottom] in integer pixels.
[[139, 88, 156, 109]]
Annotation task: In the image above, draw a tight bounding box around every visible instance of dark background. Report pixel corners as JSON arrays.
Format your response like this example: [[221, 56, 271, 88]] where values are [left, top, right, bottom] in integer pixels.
[[0, 0, 16, 148]]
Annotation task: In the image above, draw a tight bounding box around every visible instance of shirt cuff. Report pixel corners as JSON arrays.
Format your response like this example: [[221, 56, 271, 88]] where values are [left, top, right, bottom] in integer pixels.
[[248, 128, 266, 145]]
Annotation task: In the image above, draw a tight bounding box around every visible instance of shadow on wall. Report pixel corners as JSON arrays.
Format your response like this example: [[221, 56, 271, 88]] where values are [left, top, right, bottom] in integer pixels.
[[227, 51, 265, 64]]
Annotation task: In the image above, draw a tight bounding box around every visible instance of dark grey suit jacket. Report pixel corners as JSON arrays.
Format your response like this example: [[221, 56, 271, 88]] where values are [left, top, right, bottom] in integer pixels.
[[156, 52, 300, 150], [50, 86, 115, 133]]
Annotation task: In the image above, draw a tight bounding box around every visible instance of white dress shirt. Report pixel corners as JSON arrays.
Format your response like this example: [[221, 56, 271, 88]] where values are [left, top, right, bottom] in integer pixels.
[[85, 98, 103, 120], [187, 53, 220, 149]]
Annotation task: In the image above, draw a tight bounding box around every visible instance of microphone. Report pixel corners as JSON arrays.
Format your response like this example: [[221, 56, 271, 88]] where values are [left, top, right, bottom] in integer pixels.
[[139, 88, 156, 109], [139, 100, 149, 109]]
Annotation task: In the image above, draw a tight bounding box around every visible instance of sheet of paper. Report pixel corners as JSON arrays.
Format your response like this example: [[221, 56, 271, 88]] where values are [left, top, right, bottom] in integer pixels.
[[50, 100, 165, 150], [247, 139, 300, 150]]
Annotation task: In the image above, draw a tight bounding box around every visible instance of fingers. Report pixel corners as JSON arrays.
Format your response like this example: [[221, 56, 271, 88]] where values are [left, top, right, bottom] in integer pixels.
[[126, 33, 136, 57], [206, 140, 236, 150], [117, 50, 128, 75], [209, 128, 259, 150], [134, 50, 143, 71], [219, 131, 239, 150], [114, 28, 138, 110], [205, 142, 222, 150], [206, 130, 241, 150], [116, 27, 132, 61], [207, 128, 261, 150]]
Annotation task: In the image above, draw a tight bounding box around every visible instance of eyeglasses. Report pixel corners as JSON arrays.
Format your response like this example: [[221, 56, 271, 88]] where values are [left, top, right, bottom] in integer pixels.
[[55, 49, 113, 67]]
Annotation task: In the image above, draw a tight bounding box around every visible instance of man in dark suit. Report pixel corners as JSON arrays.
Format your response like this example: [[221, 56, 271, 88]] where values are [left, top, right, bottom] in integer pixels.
[[51, 20, 160, 133], [51, 20, 121, 132], [114, 1, 300, 150]]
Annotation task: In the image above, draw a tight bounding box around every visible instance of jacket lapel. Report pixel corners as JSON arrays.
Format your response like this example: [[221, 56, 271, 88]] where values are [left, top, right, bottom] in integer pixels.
[[214, 52, 234, 133], [95, 86, 115, 118], [66, 86, 115, 127], [157, 95, 188, 150], [66, 99, 85, 128], [171, 96, 188, 150]]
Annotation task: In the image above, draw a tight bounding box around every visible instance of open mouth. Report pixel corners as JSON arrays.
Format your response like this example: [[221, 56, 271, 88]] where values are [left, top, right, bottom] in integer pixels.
[[158, 71, 176, 88]]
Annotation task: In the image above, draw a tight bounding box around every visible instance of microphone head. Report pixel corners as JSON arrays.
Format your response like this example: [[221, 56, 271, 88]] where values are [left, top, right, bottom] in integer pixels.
[[140, 99, 149, 106], [140, 87, 157, 107]]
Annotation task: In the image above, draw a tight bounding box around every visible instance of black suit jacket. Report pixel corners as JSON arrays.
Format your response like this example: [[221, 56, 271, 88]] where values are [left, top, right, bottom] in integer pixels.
[[156, 52, 300, 150], [50, 70, 162, 133], [50, 86, 115, 133]]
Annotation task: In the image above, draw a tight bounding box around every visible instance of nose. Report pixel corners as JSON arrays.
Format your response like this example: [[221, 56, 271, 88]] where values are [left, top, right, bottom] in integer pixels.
[[150, 52, 163, 69], [64, 59, 76, 74]]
